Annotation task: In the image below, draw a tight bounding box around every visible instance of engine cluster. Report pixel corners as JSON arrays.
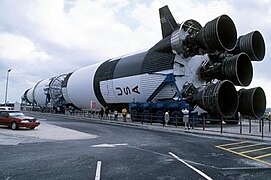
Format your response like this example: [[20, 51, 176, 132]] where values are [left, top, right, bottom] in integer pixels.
[[169, 14, 266, 118]]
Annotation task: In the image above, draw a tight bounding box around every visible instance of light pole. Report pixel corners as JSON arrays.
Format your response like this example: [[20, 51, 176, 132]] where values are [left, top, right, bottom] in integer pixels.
[[4, 69, 12, 106]]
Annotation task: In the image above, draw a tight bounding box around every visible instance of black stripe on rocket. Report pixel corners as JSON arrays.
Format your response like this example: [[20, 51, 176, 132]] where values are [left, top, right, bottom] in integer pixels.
[[93, 37, 175, 106]]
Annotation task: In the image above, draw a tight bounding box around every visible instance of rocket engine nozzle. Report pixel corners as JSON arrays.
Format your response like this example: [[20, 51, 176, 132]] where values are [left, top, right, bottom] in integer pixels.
[[171, 14, 237, 56], [221, 53, 253, 86], [201, 53, 253, 87], [238, 87, 266, 119], [192, 80, 238, 118], [232, 31, 265, 61], [194, 14, 237, 51]]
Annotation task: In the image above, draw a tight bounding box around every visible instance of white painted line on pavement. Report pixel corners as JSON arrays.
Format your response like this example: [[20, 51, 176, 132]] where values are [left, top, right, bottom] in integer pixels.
[[169, 152, 213, 180], [95, 161, 102, 180], [38, 119, 47, 121], [91, 143, 128, 148]]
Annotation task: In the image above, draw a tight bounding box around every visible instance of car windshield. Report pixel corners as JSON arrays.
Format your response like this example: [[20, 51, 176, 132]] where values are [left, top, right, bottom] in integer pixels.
[[9, 112, 25, 117]]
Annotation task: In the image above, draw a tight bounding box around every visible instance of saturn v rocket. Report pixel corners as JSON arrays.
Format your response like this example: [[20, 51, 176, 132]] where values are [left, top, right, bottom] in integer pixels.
[[22, 5, 266, 120]]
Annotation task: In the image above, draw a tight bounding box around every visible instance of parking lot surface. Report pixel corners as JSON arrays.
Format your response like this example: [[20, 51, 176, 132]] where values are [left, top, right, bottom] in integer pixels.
[[1, 113, 271, 179]]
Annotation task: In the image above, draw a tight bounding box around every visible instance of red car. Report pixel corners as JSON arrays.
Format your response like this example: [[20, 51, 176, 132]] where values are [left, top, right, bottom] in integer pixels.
[[0, 110, 40, 130]]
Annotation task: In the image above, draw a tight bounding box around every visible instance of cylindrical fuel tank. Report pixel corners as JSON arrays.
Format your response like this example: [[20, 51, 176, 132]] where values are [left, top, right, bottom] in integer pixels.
[[22, 88, 30, 103], [61, 73, 73, 104], [26, 88, 34, 104], [65, 50, 176, 110], [33, 79, 51, 106], [66, 63, 101, 110]]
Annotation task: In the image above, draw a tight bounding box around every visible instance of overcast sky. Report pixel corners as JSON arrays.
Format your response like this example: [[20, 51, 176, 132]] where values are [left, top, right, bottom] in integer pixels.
[[0, 0, 270, 107]]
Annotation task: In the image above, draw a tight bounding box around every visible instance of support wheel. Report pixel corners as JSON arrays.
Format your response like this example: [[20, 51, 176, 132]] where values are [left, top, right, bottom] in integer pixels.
[[131, 109, 138, 122], [155, 110, 164, 123], [170, 111, 182, 124], [142, 110, 151, 122]]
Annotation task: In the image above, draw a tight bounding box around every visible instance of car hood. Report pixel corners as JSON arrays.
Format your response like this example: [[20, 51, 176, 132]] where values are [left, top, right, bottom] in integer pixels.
[[16, 116, 35, 120]]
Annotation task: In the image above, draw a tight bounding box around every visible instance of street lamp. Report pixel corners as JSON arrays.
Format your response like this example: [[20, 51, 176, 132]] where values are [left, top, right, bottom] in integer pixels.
[[4, 69, 12, 106]]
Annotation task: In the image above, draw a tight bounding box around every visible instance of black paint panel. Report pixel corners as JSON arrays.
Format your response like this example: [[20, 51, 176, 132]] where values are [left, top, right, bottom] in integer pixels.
[[94, 59, 120, 106], [113, 51, 147, 79], [23, 88, 30, 103], [150, 35, 172, 53], [159, 5, 179, 38], [142, 51, 174, 73], [62, 72, 73, 88], [142, 36, 174, 73]]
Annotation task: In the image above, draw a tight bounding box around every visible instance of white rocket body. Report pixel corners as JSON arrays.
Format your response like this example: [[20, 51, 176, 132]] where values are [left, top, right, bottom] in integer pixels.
[[22, 5, 266, 119]]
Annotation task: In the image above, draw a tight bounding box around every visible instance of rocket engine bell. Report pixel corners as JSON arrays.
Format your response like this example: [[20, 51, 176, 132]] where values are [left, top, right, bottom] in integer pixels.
[[238, 87, 266, 119], [232, 31, 265, 61], [171, 14, 237, 57], [200, 52, 253, 87], [193, 14, 237, 51], [192, 80, 238, 118]]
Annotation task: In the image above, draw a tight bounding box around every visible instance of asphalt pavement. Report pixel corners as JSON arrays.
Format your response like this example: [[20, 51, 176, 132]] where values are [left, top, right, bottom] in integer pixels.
[[1, 112, 271, 179]]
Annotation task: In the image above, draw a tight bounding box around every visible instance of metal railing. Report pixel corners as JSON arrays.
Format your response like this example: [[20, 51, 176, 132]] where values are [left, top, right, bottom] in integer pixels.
[[26, 109, 271, 139]]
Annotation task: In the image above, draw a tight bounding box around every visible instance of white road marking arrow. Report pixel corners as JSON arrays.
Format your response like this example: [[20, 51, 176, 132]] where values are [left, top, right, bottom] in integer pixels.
[[91, 143, 128, 148]]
